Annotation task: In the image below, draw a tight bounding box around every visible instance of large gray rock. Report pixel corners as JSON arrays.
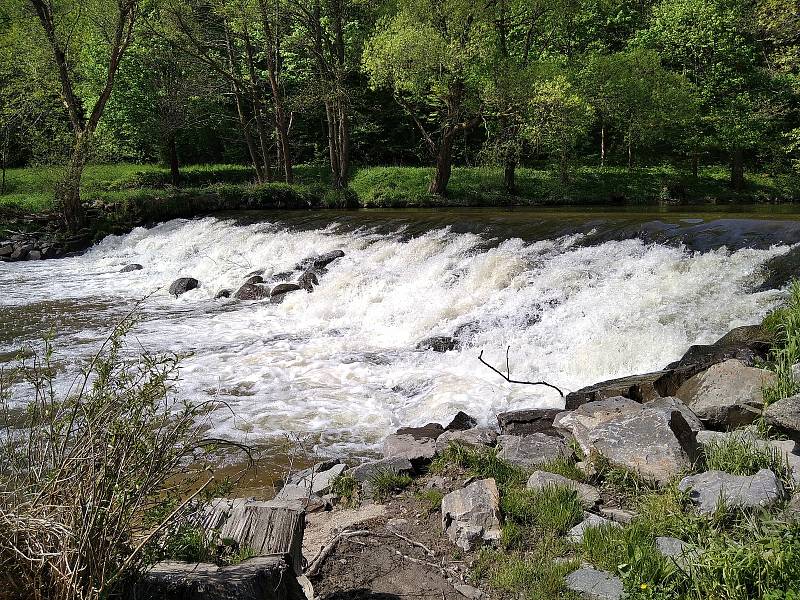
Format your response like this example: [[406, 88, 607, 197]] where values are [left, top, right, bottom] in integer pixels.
[[169, 277, 200, 297], [565, 371, 668, 409], [526, 471, 600, 508], [565, 567, 623, 600], [678, 469, 784, 514], [287, 462, 346, 496], [383, 433, 437, 463], [645, 396, 704, 434], [349, 457, 413, 483], [436, 428, 497, 454], [567, 513, 620, 543], [655, 536, 696, 569], [140, 557, 305, 600], [587, 408, 699, 485], [666, 325, 773, 374], [441, 479, 502, 551], [497, 433, 568, 469], [675, 359, 776, 428], [234, 283, 271, 300], [296, 249, 345, 270], [446, 411, 478, 431], [270, 283, 302, 298], [764, 394, 800, 440], [553, 397, 643, 456], [497, 407, 562, 436]]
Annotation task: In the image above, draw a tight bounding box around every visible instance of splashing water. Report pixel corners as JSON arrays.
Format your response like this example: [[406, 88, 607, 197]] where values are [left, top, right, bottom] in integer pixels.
[[0, 214, 789, 456]]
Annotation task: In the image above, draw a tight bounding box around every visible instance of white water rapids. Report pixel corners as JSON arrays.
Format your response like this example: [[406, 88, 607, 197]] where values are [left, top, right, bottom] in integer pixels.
[[0, 214, 791, 456]]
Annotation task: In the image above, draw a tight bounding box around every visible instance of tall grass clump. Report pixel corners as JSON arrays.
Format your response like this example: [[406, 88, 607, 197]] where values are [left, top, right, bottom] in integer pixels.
[[0, 318, 239, 600], [703, 432, 793, 488], [432, 442, 527, 488], [762, 280, 800, 406]]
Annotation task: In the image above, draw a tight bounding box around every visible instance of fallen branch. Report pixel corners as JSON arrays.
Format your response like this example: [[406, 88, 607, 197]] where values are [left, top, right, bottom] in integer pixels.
[[478, 347, 564, 397], [386, 526, 435, 557], [305, 529, 371, 577]]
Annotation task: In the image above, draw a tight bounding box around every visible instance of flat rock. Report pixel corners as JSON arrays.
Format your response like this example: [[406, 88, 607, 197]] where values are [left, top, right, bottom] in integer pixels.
[[497, 433, 568, 469], [567, 513, 620, 543], [441, 479, 502, 551], [120, 263, 143, 272], [446, 411, 478, 431], [454, 583, 483, 599], [271, 282, 302, 297], [169, 277, 200, 297], [675, 359, 776, 428], [678, 469, 783, 514], [587, 408, 699, 485], [384, 433, 437, 463], [655, 536, 695, 568], [349, 457, 413, 483], [553, 397, 643, 455], [565, 371, 668, 409], [598, 507, 636, 524], [497, 407, 562, 436], [764, 394, 800, 440], [526, 471, 600, 508], [272, 484, 326, 511], [436, 428, 497, 454], [565, 567, 623, 600], [396, 422, 445, 440], [644, 396, 704, 434], [287, 462, 346, 495], [234, 283, 271, 300]]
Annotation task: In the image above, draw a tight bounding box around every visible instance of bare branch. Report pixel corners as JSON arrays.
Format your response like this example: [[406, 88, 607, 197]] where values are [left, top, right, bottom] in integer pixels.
[[478, 347, 564, 397]]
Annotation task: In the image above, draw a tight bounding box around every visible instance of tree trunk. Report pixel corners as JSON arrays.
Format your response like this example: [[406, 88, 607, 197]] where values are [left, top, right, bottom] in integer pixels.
[[337, 103, 350, 188], [730, 147, 744, 190], [504, 159, 516, 193], [325, 101, 340, 186], [429, 132, 455, 196], [168, 134, 180, 187], [600, 124, 605, 168], [691, 153, 698, 178], [627, 139, 632, 169], [56, 132, 90, 230]]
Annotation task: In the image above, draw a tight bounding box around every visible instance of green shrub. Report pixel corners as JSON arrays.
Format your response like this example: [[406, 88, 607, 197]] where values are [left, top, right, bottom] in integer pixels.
[[762, 280, 800, 406], [368, 469, 412, 503], [331, 473, 359, 507]]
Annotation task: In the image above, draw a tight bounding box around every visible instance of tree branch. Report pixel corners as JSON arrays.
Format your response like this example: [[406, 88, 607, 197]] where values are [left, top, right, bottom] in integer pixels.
[[478, 347, 563, 397]]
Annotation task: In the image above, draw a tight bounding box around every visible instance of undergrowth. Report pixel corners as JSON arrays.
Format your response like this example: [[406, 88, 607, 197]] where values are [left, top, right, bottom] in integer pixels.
[[762, 280, 800, 406]]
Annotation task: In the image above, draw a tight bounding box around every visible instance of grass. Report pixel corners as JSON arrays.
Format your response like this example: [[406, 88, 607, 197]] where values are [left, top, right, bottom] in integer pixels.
[[472, 549, 581, 600], [415, 489, 444, 514], [702, 432, 793, 488], [330, 473, 359, 507], [762, 280, 800, 406], [367, 469, 413, 503], [537, 456, 586, 482], [431, 441, 527, 488], [501, 485, 584, 536]]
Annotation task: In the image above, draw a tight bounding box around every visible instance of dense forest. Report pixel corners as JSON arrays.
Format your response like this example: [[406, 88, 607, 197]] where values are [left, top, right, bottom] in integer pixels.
[[0, 0, 798, 226]]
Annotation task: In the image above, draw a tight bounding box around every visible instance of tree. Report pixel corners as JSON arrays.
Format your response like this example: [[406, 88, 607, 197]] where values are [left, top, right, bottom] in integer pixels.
[[25, 0, 138, 228], [364, 0, 490, 196], [523, 74, 594, 182]]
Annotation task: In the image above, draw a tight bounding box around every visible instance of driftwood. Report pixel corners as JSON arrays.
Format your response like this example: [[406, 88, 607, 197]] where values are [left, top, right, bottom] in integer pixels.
[[305, 529, 371, 577], [478, 346, 564, 397]]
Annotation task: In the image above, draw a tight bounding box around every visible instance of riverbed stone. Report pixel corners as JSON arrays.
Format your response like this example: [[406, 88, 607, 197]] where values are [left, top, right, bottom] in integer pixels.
[[554, 396, 643, 455], [497, 433, 568, 469], [297, 249, 345, 270], [644, 396, 704, 434], [214, 289, 232, 299], [120, 263, 143, 272], [565, 371, 668, 409], [679, 468, 784, 514], [417, 336, 460, 352], [436, 428, 497, 454], [446, 410, 478, 431], [396, 422, 445, 439], [764, 393, 800, 440], [0, 244, 12, 257], [587, 408, 699, 485], [244, 275, 265, 285], [271, 282, 302, 297], [234, 283, 271, 300], [169, 277, 200, 297], [565, 567, 623, 600], [26, 250, 42, 260], [441, 478, 502, 551], [497, 407, 562, 436], [526, 471, 600, 508], [298, 270, 319, 292], [383, 433, 437, 463], [567, 513, 620, 543], [675, 359, 776, 428], [349, 457, 413, 483]]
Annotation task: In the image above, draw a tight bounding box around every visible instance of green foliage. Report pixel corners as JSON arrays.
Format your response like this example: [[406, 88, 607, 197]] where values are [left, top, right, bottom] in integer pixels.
[[702, 432, 793, 488], [432, 441, 527, 488], [537, 456, 586, 482], [415, 489, 444, 514], [763, 280, 800, 406], [368, 469, 412, 503], [501, 485, 584, 536], [331, 473, 359, 507], [472, 549, 580, 600]]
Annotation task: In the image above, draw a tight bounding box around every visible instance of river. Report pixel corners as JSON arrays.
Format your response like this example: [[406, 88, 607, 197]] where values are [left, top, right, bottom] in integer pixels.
[[1, 206, 797, 460]]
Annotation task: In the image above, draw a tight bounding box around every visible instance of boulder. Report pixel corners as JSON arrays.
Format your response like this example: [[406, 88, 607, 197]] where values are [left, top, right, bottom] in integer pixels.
[[666, 325, 772, 372], [298, 270, 319, 292], [655, 536, 695, 569], [245, 275, 265, 285], [497, 433, 568, 469], [234, 283, 271, 301], [587, 408, 699, 485], [567, 513, 620, 543], [764, 394, 800, 440], [26, 250, 42, 260], [139, 557, 305, 600], [349, 457, 413, 483], [565, 371, 668, 409], [553, 397, 643, 455], [287, 462, 346, 496], [696, 429, 800, 484], [416, 336, 460, 352], [565, 567, 623, 600], [0, 244, 12, 258], [272, 485, 326, 511], [10, 245, 31, 260], [383, 433, 437, 463], [675, 359, 776, 428], [644, 396, 704, 435], [169, 277, 200, 297], [214, 289, 232, 299], [441, 479, 502, 551], [526, 471, 600, 508], [678, 469, 783, 514], [436, 428, 497, 454], [497, 407, 562, 436], [396, 422, 445, 439], [297, 249, 345, 270], [598, 507, 636, 524], [446, 411, 478, 431], [120, 264, 143, 272], [454, 583, 483, 599], [270, 283, 302, 302]]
